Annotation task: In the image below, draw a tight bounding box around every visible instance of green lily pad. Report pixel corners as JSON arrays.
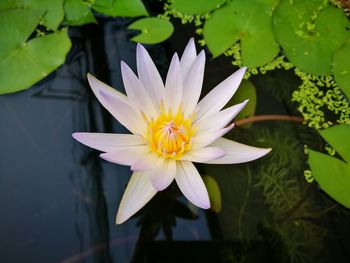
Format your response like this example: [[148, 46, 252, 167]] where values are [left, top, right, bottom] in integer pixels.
[[203, 0, 279, 67], [0, 0, 64, 30], [64, 0, 97, 26], [333, 39, 350, 99], [308, 125, 350, 208], [128, 17, 174, 44], [92, 0, 148, 17], [0, 9, 71, 94], [203, 175, 222, 213], [273, 0, 350, 76], [170, 0, 226, 15], [227, 80, 257, 128]]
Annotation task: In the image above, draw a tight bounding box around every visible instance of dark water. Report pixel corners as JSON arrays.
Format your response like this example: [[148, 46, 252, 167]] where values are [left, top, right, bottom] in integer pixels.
[[0, 17, 349, 263]]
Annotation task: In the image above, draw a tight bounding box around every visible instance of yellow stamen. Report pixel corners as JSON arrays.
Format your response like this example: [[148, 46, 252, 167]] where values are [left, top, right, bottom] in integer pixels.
[[147, 109, 195, 160]]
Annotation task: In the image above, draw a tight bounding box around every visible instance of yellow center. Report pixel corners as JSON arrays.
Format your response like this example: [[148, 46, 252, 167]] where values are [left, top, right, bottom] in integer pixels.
[[147, 110, 195, 159]]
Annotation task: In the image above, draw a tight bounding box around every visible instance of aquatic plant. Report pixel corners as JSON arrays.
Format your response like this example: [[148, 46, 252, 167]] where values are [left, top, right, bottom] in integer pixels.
[[72, 39, 271, 224]]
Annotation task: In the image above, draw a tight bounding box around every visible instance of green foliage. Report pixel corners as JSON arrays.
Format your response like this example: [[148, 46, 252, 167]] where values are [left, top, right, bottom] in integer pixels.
[[170, 0, 226, 15], [128, 17, 174, 44], [333, 39, 350, 99], [292, 70, 350, 129], [92, 0, 148, 17], [64, 0, 97, 26], [273, 0, 350, 76], [0, 9, 71, 94], [0, 0, 65, 30], [226, 80, 257, 128], [254, 127, 324, 263], [203, 0, 279, 66], [308, 125, 350, 208]]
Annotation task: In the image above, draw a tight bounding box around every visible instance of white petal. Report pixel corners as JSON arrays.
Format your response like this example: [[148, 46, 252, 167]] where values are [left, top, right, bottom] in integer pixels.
[[191, 123, 235, 149], [150, 159, 176, 191], [182, 50, 206, 117], [182, 147, 225, 163], [72, 132, 145, 152], [87, 74, 146, 135], [194, 100, 248, 132], [137, 44, 164, 108], [180, 38, 197, 78], [164, 53, 182, 113], [195, 67, 246, 121], [205, 137, 271, 164], [131, 152, 162, 171], [100, 145, 149, 166], [175, 161, 210, 209], [116, 171, 157, 224], [121, 61, 158, 118]]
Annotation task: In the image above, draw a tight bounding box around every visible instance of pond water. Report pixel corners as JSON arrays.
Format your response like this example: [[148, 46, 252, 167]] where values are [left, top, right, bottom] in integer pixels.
[[0, 17, 349, 263]]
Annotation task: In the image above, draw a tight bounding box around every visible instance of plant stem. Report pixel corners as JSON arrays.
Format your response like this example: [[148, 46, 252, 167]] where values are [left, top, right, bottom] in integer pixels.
[[235, 115, 304, 126]]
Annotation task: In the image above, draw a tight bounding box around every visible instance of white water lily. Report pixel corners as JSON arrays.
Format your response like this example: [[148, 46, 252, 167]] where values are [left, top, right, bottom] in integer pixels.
[[73, 39, 271, 224]]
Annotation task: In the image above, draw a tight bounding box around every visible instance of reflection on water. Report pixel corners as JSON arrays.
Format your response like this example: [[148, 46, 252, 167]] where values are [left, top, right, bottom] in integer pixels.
[[0, 16, 350, 263]]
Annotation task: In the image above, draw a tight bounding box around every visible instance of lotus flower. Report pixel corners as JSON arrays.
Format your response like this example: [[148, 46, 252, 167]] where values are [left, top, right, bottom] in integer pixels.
[[73, 39, 271, 224]]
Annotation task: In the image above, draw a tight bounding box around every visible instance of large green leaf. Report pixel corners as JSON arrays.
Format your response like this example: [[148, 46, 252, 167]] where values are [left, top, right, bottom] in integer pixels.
[[64, 0, 97, 26], [319, 125, 350, 163], [333, 39, 350, 99], [0, 8, 71, 94], [170, 0, 226, 15], [0, 0, 64, 30], [0, 9, 43, 60], [273, 0, 350, 76], [128, 17, 174, 44], [203, 0, 279, 67], [308, 125, 350, 208], [202, 175, 222, 213], [92, 0, 148, 17]]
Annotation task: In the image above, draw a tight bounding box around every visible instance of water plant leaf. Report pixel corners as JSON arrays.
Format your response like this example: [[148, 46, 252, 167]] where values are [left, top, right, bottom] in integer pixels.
[[202, 175, 222, 213], [319, 124, 350, 163], [203, 0, 279, 67], [92, 0, 148, 17], [0, 0, 64, 30], [170, 0, 226, 15], [273, 0, 350, 76], [308, 125, 350, 208], [227, 80, 256, 128], [64, 0, 97, 26], [0, 9, 71, 94], [333, 39, 350, 99], [128, 17, 174, 44]]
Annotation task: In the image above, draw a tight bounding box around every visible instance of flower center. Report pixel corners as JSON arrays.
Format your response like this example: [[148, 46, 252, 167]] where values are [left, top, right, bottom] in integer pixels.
[[147, 111, 194, 159]]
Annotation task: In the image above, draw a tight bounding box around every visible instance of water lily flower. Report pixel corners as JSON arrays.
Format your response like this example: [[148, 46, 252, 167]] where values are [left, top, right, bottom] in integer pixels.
[[73, 39, 271, 224]]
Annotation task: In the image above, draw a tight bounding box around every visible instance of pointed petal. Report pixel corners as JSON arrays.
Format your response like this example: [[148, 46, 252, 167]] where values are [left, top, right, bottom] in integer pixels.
[[180, 38, 197, 78], [72, 132, 145, 152], [150, 159, 176, 191], [164, 53, 182, 113], [87, 74, 146, 135], [175, 161, 210, 209], [182, 50, 206, 117], [205, 138, 271, 164], [131, 152, 162, 171], [191, 123, 235, 149], [100, 145, 149, 166], [182, 147, 225, 163], [195, 67, 246, 121], [121, 61, 158, 118], [136, 44, 164, 108], [116, 171, 157, 224], [194, 100, 248, 132]]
